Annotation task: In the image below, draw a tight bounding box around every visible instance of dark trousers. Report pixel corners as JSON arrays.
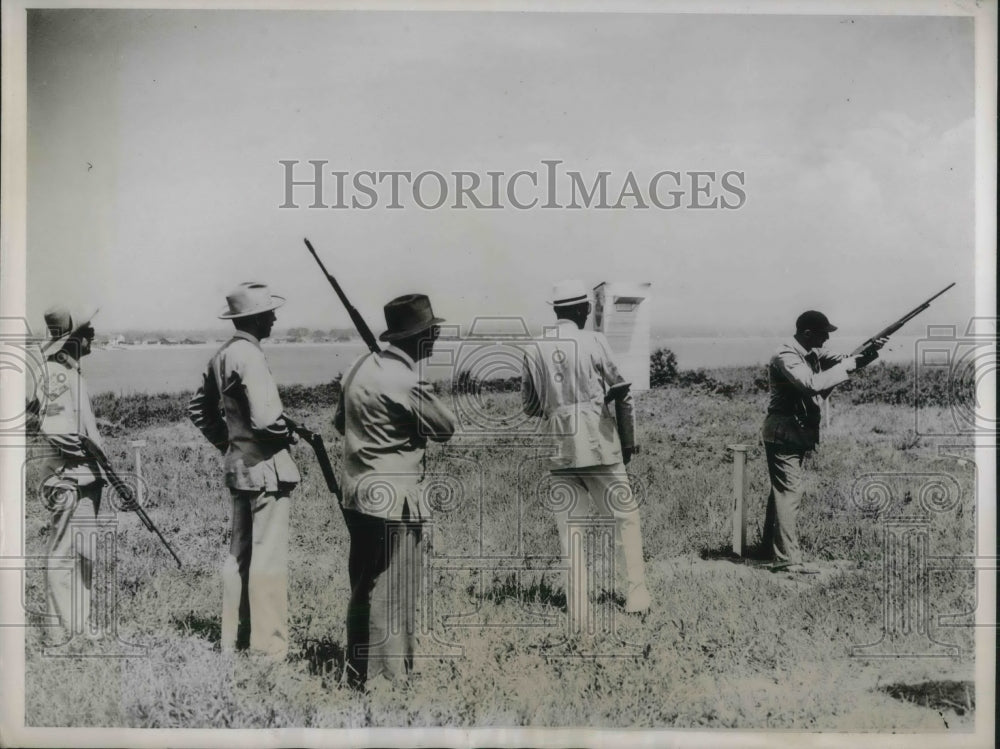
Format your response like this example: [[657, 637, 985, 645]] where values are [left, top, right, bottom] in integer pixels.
[[344, 508, 423, 690], [762, 442, 807, 563]]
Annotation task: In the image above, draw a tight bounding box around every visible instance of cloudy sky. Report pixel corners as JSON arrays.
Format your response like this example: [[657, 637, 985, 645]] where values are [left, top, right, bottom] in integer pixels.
[[26, 8, 977, 336]]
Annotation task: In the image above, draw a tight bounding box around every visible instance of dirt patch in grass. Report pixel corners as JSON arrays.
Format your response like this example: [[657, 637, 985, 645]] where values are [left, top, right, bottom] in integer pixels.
[[882, 679, 975, 716]]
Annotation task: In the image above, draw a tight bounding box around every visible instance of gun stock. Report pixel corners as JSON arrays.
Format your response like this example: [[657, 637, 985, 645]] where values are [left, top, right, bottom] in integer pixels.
[[78, 436, 183, 568], [303, 238, 381, 354], [283, 416, 345, 511], [851, 283, 955, 356]]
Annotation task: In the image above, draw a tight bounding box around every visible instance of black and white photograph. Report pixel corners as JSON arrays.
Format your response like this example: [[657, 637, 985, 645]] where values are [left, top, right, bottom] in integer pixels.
[[0, 1, 996, 747]]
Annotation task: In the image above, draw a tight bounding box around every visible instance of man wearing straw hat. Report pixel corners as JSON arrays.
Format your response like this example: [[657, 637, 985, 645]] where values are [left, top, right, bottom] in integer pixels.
[[521, 280, 651, 617], [31, 305, 122, 641], [189, 282, 300, 657], [334, 294, 456, 691]]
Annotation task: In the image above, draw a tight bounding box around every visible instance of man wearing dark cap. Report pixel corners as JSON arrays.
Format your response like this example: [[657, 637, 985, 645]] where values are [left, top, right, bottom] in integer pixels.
[[188, 282, 300, 657], [761, 310, 884, 572], [334, 294, 456, 691]]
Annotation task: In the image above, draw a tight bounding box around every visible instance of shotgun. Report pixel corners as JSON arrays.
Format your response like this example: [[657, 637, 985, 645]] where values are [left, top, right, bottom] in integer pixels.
[[303, 238, 381, 354], [851, 283, 956, 356], [79, 435, 183, 568]]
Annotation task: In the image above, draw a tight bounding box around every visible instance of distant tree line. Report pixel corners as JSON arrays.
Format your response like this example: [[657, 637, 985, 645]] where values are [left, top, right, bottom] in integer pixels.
[[283, 327, 357, 342]]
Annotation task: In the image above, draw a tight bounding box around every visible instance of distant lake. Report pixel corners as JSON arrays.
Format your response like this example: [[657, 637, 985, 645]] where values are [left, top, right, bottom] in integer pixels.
[[85, 342, 367, 396], [82, 335, 924, 396]]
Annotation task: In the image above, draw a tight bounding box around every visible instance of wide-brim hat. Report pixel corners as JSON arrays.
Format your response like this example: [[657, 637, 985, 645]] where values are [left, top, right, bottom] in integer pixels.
[[42, 306, 99, 354], [218, 282, 286, 319], [795, 310, 838, 334], [379, 294, 445, 342], [548, 279, 592, 307]]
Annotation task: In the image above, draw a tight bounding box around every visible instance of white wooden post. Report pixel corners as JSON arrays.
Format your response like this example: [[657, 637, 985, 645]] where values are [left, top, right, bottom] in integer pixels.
[[728, 444, 749, 556], [130, 440, 147, 504]]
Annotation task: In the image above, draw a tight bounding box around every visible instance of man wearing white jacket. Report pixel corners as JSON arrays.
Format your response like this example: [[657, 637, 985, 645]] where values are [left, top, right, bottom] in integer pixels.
[[522, 280, 651, 617]]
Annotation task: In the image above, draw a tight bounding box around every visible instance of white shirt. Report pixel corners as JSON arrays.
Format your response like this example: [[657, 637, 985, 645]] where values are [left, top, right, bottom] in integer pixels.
[[36, 353, 103, 486]]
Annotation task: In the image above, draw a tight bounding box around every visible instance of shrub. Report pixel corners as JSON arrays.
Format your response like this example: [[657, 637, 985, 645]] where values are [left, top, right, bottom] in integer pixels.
[[92, 381, 344, 431], [91, 391, 192, 432], [839, 362, 974, 409], [452, 370, 521, 396], [649, 348, 679, 387]]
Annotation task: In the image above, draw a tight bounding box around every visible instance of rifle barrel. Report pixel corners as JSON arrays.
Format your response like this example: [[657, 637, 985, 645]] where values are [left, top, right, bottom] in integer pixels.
[[852, 283, 955, 356], [79, 436, 183, 568], [303, 238, 380, 353], [925, 281, 956, 304], [135, 506, 183, 568]]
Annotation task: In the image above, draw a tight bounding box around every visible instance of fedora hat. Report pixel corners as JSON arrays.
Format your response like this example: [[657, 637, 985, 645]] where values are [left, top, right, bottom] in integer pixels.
[[548, 279, 592, 307], [42, 305, 99, 354], [379, 294, 445, 342], [218, 282, 286, 319]]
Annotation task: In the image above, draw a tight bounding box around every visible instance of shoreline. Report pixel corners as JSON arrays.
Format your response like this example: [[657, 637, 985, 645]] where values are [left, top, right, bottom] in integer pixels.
[[79, 336, 925, 397]]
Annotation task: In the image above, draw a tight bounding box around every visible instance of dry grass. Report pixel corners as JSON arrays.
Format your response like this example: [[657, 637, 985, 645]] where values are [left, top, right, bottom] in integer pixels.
[[21, 385, 977, 729]]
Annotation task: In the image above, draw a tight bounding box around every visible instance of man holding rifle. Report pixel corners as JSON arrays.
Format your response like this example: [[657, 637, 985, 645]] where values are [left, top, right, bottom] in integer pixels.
[[521, 280, 651, 617], [760, 310, 885, 572], [188, 282, 300, 657], [32, 305, 131, 642], [333, 293, 456, 692]]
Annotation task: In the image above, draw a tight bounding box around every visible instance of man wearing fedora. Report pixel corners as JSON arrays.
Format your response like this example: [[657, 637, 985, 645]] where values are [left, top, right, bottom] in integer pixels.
[[761, 310, 885, 572], [189, 282, 300, 656], [32, 305, 115, 640], [334, 294, 456, 691], [521, 280, 652, 616]]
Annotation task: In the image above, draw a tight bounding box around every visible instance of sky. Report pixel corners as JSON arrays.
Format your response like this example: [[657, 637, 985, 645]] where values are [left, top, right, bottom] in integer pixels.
[[25, 9, 977, 337]]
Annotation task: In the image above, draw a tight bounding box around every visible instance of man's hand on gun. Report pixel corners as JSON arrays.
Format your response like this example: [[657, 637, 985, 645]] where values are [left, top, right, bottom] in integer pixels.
[[279, 415, 300, 446], [258, 416, 299, 448], [854, 336, 889, 370]]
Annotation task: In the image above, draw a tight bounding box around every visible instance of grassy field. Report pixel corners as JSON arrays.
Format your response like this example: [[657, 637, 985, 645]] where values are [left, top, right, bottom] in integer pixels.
[[21, 370, 978, 730]]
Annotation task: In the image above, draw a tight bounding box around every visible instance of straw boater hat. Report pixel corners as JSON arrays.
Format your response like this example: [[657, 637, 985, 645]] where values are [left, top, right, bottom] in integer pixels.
[[379, 294, 445, 342], [42, 306, 99, 354], [549, 279, 592, 307], [218, 282, 286, 319]]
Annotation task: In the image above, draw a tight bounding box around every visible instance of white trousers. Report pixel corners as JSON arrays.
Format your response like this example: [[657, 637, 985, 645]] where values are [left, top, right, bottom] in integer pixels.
[[44, 480, 102, 640], [222, 489, 291, 657], [549, 463, 648, 623]]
